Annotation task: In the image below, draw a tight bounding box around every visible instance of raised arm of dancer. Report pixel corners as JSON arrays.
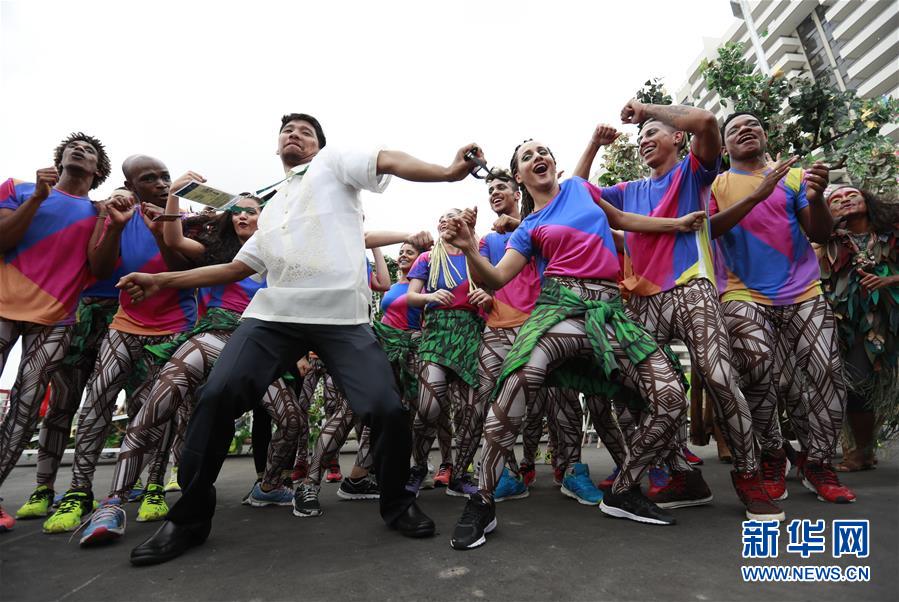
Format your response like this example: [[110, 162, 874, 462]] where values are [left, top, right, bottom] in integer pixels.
[[573, 124, 621, 180], [117, 260, 255, 304], [710, 155, 798, 239], [621, 100, 721, 168], [442, 216, 527, 290], [376, 144, 483, 182], [161, 171, 208, 262], [370, 247, 392, 292], [598, 197, 706, 234]]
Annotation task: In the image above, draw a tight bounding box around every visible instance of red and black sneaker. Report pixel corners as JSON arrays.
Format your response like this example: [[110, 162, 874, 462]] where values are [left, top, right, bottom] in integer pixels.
[[648, 468, 713, 509], [553, 466, 564, 487], [731, 470, 785, 521], [760, 449, 790, 501], [794, 450, 807, 479], [519, 462, 536, 487], [325, 459, 343, 483], [801, 461, 856, 504], [597, 466, 620, 492], [434, 463, 452, 487], [682, 446, 704, 466]]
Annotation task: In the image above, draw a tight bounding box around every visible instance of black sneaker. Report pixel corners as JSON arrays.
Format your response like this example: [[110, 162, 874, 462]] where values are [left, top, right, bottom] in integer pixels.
[[292, 483, 322, 517], [450, 495, 497, 550], [600, 486, 676, 525], [337, 476, 380, 500]]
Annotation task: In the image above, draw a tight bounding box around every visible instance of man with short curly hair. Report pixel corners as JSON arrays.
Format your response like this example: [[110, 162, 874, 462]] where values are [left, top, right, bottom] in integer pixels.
[[0, 132, 110, 531]]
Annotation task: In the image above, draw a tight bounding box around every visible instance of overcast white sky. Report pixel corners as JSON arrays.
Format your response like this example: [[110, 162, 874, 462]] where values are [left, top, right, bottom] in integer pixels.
[[0, 1, 736, 388]]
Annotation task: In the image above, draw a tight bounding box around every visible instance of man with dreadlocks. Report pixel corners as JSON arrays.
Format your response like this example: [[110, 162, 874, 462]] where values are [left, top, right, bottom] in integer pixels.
[[574, 101, 784, 522], [0, 132, 111, 532], [117, 112, 482, 565], [44, 155, 199, 534], [404, 209, 487, 493]]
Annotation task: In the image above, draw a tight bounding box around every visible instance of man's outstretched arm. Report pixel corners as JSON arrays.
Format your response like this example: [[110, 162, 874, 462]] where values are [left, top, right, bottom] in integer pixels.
[[376, 144, 482, 182]]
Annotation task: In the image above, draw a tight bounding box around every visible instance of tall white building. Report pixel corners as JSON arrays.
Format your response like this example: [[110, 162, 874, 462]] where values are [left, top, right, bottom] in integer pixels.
[[676, 0, 898, 141]]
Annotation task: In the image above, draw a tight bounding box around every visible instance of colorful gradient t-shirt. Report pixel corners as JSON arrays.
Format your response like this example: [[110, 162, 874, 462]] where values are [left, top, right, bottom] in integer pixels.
[[710, 167, 821, 305], [507, 176, 620, 282], [480, 230, 540, 328], [407, 250, 479, 313], [199, 277, 267, 316], [380, 281, 422, 330], [0, 178, 97, 325], [599, 152, 719, 296], [108, 208, 197, 335]]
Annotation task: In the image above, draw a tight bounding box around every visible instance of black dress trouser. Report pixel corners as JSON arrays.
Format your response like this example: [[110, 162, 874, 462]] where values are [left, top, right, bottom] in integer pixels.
[[167, 318, 415, 527]]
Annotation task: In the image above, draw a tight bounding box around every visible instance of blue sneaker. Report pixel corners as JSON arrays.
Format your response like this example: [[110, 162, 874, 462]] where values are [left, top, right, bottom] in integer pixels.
[[494, 468, 529, 502], [127, 478, 146, 503], [248, 482, 294, 507], [561, 463, 603, 505], [79, 498, 126, 546]]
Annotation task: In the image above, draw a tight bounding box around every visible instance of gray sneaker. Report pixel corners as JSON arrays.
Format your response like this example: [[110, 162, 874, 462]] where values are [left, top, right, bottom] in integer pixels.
[[293, 483, 322, 517]]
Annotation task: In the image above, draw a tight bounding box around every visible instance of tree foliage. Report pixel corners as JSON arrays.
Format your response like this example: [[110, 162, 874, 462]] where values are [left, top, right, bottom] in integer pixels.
[[595, 46, 898, 194], [700, 41, 898, 194]]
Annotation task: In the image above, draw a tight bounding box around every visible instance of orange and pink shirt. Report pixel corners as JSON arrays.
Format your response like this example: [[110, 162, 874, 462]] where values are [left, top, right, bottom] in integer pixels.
[[0, 178, 97, 325]]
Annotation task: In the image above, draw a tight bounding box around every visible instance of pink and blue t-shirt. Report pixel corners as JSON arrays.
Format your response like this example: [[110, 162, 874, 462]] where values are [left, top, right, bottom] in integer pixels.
[[598, 153, 719, 296], [710, 167, 822, 305], [407, 251, 480, 313], [107, 208, 196, 335], [507, 177, 620, 283], [380, 281, 422, 330], [480, 231, 541, 328], [0, 178, 97, 325], [199, 277, 267, 316]]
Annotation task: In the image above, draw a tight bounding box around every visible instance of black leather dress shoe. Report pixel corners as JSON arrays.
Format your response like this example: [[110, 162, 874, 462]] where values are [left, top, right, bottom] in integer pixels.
[[389, 502, 436, 538], [130, 519, 211, 566]]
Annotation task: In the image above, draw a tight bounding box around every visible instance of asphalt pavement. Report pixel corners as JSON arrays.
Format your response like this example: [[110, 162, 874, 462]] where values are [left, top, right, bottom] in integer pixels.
[[1, 442, 896, 602]]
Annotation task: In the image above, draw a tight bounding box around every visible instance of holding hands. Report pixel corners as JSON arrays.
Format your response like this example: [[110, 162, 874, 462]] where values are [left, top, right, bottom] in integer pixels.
[[676, 211, 707, 232]]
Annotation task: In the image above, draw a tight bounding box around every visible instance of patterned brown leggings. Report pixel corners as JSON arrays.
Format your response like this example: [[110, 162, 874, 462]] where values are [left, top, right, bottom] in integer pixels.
[[772, 297, 846, 463], [0, 320, 72, 487], [106, 329, 300, 497], [721, 300, 783, 455], [411, 362, 463, 468], [453, 325, 584, 479], [628, 279, 757, 474], [306, 374, 372, 485], [480, 280, 687, 497], [69, 328, 180, 492]]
